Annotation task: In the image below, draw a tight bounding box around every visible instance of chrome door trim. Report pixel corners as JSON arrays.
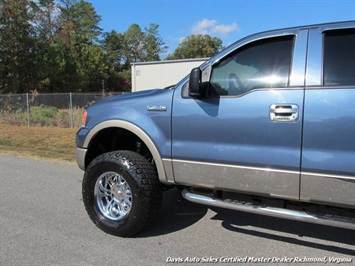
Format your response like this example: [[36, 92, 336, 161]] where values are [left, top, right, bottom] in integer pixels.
[[172, 159, 300, 200], [302, 171, 355, 181], [173, 159, 300, 174], [170, 158, 355, 206], [301, 172, 355, 207], [170, 159, 355, 183]]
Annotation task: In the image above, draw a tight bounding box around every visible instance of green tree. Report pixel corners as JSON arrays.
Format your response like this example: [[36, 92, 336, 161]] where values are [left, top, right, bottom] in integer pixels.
[[54, 0, 104, 92], [101, 30, 129, 91], [117, 23, 168, 90], [166, 34, 223, 60], [75, 43, 106, 91], [59, 0, 102, 44], [30, 0, 59, 45], [143, 23, 167, 61], [123, 23, 167, 64], [123, 24, 145, 64], [102, 30, 125, 66], [0, 0, 37, 93], [0, 0, 169, 93], [29, 0, 63, 92]]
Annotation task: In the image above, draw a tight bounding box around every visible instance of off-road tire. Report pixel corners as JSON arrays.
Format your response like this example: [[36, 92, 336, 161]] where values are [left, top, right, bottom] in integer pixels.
[[82, 151, 162, 237]]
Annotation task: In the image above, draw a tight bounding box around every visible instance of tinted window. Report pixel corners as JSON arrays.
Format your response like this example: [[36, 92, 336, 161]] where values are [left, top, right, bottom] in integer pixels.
[[323, 29, 355, 86], [209, 36, 294, 96]]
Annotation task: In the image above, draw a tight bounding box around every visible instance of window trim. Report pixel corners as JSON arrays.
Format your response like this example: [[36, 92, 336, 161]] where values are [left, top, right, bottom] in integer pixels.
[[206, 35, 296, 98], [322, 28, 355, 87], [306, 23, 355, 88]]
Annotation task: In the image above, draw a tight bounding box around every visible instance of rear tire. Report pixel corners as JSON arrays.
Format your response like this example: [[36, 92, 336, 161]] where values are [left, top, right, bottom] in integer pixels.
[[82, 151, 162, 237]]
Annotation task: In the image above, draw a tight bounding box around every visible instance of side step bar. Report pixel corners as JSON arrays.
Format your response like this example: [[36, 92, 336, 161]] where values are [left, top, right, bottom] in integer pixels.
[[182, 189, 355, 230]]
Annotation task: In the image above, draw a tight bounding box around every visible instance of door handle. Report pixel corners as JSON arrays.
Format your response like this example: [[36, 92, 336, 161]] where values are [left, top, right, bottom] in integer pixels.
[[270, 104, 299, 122]]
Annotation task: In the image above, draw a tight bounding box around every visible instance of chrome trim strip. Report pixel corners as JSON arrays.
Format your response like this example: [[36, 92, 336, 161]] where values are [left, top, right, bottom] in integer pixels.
[[173, 159, 300, 199], [182, 189, 355, 230], [173, 159, 300, 175], [173, 159, 355, 181], [302, 172, 355, 181], [83, 120, 169, 184], [301, 173, 355, 207]]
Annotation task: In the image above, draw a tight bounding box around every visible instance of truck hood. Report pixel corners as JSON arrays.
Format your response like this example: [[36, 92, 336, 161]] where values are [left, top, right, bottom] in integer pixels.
[[92, 89, 171, 106], [84, 88, 175, 128]]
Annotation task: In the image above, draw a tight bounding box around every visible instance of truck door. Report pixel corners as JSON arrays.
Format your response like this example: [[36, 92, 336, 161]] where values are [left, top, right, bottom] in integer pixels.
[[172, 30, 308, 200], [301, 25, 355, 207]]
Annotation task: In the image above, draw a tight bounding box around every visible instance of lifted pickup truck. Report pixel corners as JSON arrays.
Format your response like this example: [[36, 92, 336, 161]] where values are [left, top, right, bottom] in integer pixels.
[[76, 21, 355, 237]]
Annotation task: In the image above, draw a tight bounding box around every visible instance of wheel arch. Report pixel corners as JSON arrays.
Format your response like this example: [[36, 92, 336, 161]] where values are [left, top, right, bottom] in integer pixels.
[[83, 120, 170, 184]]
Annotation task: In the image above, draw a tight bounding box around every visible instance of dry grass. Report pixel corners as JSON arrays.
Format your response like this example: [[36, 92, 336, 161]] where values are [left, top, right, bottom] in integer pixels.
[[0, 124, 79, 163]]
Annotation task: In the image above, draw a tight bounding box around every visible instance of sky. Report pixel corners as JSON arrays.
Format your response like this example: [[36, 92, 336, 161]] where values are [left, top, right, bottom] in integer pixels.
[[86, 0, 355, 58]]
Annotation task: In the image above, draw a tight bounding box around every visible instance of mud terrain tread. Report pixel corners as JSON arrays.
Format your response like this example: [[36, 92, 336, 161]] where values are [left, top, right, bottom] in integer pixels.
[[82, 150, 162, 237]]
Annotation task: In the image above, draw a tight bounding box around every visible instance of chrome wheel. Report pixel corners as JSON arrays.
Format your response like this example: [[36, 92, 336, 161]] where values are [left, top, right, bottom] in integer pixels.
[[83, 151, 162, 236], [94, 171, 132, 221]]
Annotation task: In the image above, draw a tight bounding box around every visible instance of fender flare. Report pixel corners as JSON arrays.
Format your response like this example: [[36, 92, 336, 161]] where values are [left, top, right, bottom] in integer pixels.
[[84, 120, 171, 184]]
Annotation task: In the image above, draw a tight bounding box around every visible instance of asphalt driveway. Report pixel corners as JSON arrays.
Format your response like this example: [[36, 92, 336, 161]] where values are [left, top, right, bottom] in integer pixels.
[[0, 154, 354, 265]]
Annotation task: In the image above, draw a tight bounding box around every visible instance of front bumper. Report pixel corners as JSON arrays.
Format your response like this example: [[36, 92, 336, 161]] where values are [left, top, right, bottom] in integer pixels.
[[76, 147, 87, 170], [76, 127, 90, 170]]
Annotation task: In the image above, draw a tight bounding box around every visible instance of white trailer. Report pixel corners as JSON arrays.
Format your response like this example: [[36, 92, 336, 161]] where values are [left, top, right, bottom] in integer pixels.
[[131, 58, 208, 92]]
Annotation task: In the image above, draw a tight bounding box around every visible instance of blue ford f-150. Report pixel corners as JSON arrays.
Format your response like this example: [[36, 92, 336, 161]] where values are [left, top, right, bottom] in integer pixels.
[[76, 21, 355, 237]]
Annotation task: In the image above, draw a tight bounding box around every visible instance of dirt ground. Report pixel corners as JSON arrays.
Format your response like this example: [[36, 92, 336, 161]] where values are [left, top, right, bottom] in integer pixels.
[[0, 124, 79, 163]]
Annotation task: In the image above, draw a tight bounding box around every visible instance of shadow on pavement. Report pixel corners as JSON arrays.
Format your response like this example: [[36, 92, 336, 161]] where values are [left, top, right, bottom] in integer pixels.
[[137, 188, 208, 237], [138, 189, 354, 256], [210, 207, 355, 255]]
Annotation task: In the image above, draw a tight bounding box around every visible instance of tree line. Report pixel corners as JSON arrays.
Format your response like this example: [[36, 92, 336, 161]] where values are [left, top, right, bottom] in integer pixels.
[[0, 0, 223, 93]]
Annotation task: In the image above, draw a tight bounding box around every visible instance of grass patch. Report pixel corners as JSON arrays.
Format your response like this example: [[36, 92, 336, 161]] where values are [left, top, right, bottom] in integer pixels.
[[0, 124, 79, 163], [0, 140, 21, 147], [48, 148, 66, 154]]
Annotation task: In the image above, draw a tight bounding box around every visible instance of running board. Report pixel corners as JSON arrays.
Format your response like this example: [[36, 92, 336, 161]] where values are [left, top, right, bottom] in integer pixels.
[[182, 189, 355, 230]]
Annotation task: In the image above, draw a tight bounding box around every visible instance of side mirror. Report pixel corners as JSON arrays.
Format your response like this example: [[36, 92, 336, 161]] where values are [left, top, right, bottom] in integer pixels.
[[188, 68, 202, 97]]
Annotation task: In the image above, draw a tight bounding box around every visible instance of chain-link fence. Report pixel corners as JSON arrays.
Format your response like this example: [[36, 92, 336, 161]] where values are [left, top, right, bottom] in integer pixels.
[[0, 92, 126, 128]]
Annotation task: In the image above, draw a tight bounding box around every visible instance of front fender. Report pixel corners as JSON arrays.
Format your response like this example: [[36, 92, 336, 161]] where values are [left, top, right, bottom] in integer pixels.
[[82, 120, 174, 185]]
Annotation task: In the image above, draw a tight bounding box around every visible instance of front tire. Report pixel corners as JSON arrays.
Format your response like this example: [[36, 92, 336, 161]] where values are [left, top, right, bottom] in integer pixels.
[[82, 151, 162, 237]]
